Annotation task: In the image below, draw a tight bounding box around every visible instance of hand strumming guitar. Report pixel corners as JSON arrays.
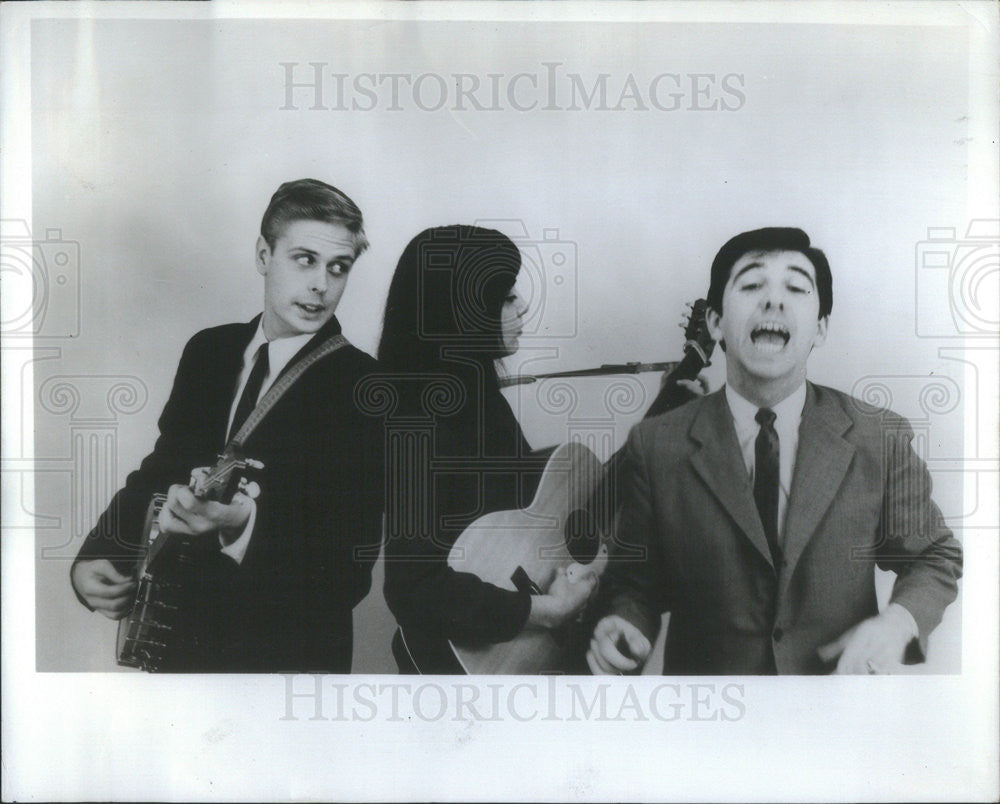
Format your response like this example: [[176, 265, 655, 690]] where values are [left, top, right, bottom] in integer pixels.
[[526, 565, 598, 629], [71, 560, 137, 620]]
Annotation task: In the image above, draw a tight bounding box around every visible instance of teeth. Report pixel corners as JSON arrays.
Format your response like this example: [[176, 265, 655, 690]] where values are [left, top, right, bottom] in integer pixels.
[[751, 321, 789, 351], [755, 338, 784, 353]]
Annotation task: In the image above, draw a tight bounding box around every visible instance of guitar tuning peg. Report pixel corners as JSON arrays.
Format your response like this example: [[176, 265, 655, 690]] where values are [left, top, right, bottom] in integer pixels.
[[245, 459, 265, 470], [239, 479, 261, 499]]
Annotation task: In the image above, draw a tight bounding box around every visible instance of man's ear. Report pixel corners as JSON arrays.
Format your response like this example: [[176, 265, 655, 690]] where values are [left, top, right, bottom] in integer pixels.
[[706, 306, 726, 352], [255, 236, 271, 276], [814, 315, 829, 348]]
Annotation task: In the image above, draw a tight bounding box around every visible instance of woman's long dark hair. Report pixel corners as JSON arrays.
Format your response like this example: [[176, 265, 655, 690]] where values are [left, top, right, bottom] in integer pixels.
[[378, 225, 521, 389]]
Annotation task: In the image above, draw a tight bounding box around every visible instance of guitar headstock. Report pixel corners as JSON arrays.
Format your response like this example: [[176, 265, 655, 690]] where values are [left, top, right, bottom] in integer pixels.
[[191, 442, 264, 504], [681, 298, 717, 367]]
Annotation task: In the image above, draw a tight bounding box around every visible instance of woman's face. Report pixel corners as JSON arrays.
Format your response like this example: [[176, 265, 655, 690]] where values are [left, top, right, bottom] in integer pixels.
[[499, 288, 527, 355]]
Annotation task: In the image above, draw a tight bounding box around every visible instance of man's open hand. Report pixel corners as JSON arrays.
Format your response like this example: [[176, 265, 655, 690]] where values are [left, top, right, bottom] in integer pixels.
[[817, 605, 915, 674]]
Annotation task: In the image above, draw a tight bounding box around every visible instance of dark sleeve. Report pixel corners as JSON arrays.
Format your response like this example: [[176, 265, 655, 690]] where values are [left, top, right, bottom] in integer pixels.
[[598, 423, 669, 645], [72, 331, 214, 586], [877, 419, 963, 659], [341, 377, 385, 609], [383, 427, 532, 645]]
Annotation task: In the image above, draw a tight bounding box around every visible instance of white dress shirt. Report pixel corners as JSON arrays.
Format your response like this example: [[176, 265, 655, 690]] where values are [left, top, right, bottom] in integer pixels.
[[225, 323, 315, 438], [219, 320, 314, 564], [724, 382, 807, 541]]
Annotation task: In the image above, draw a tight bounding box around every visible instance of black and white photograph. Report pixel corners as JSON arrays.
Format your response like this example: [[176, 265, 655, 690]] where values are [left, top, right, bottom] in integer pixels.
[[2, 1, 997, 801]]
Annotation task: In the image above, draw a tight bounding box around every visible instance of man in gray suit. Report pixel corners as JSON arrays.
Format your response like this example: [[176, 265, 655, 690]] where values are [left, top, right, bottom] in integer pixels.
[[588, 227, 962, 675]]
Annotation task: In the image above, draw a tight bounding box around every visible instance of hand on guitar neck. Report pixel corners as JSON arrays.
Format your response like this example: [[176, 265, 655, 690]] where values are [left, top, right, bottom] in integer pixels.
[[526, 565, 599, 629], [158, 466, 255, 545]]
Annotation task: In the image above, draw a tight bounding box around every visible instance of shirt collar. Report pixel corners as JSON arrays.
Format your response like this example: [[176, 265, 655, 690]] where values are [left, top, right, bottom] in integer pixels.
[[725, 381, 807, 432], [242, 321, 268, 363], [242, 318, 320, 379]]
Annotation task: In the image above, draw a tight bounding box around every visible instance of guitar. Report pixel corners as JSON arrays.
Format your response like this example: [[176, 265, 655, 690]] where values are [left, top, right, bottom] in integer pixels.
[[447, 300, 717, 674], [116, 443, 263, 671]]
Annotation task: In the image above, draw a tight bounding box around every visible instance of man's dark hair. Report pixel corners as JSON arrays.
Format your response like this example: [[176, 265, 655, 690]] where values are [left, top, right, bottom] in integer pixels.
[[706, 227, 832, 319], [260, 178, 368, 256]]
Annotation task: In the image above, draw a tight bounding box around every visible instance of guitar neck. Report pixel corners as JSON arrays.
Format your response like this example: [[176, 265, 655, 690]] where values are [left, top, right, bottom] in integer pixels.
[[643, 347, 708, 419], [192, 451, 246, 504]]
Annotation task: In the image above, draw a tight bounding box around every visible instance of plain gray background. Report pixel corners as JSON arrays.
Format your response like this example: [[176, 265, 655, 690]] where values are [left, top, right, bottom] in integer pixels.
[[27, 17, 970, 674], [5, 4, 997, 803]]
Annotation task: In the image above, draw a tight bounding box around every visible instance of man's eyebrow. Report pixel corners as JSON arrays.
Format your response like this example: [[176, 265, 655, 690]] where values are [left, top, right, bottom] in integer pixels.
[[289, 246, 355, 262], [732, 262, 764, 282], [787, 264, 816, 287], [731, 261, 816, 287]]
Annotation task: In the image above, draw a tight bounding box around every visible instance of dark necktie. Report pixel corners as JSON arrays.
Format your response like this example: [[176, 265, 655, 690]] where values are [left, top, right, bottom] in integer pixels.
[[228, 342, 269, 443], [753, 407, 782, 567]]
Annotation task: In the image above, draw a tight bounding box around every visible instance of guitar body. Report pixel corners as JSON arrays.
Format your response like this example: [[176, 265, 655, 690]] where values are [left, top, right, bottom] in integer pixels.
[[448, 442, 610, 674], [116, 496, 233, 671], [115, 445, 261, 672], [116, 494, 186, 671], [443, 300, 716, 675]]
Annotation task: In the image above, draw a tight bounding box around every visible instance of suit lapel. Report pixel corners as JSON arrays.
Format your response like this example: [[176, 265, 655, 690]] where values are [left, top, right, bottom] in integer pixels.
[[688, 390, 776, 570], [780, 383, 855, 594]]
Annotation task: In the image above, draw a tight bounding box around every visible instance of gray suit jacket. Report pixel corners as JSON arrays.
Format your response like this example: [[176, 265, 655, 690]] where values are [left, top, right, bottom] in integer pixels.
[[602, 382, 963, 674]]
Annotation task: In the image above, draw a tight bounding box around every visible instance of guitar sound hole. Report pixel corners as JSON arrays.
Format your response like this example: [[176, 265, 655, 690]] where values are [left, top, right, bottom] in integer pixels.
[[564, 508, 602, 564]]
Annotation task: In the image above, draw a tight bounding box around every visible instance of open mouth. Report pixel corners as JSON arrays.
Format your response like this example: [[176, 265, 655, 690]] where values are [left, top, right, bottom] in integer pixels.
[[296, 302, 325, 315], [750, 322, 790, 352]]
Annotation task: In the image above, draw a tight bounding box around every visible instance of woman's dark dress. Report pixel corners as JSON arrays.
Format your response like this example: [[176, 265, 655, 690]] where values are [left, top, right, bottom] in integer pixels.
[[384, 373, 545, 673]]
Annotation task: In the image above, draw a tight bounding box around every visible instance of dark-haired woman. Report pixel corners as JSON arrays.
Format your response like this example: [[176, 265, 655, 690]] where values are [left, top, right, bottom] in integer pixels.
[[378, 225, 596, 673]]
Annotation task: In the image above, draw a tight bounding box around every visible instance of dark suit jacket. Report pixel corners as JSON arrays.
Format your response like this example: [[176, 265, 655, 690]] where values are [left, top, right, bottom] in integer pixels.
[[74, 315, 385, 672], [602, 383, 963, 674]]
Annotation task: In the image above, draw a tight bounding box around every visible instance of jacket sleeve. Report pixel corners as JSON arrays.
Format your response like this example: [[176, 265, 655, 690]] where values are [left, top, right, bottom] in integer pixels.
[[599, 423, 670, 645], [382, 433, 532, 645], [72, 331, 215, 585], [877, 418, 963, 659], [339, 384, 386, 610]]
